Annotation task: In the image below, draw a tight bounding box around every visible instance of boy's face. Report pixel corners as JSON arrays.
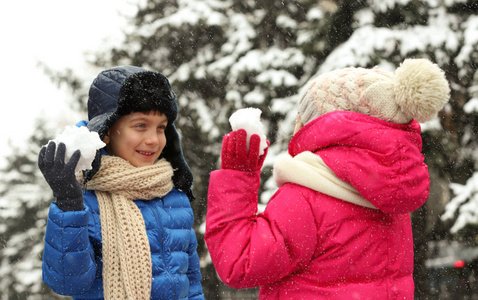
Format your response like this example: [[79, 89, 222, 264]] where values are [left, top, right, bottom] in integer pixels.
[[103, 111, 168, 167]]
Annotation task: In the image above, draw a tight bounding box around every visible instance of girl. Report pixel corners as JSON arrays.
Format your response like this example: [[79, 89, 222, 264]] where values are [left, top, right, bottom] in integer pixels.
[[205, 59, 450, 299]]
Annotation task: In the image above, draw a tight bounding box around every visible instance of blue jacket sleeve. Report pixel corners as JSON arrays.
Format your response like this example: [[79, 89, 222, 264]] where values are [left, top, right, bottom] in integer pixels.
[[187, 229, 204, 299], [42, 203, 97, 295]]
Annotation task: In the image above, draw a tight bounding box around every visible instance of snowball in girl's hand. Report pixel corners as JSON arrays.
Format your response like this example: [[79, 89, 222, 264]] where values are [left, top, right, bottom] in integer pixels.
[[50, 126, 106, 173], [229, 108, 268, 155]]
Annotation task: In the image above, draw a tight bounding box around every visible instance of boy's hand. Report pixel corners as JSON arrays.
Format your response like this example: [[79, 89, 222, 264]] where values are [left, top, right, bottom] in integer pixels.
[[221, 129, 269, 172], [38, 141, 84, 211]]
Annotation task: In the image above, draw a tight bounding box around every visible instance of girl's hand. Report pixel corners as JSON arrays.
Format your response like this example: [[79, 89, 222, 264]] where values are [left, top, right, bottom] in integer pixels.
[[221, 129, 269, 172]]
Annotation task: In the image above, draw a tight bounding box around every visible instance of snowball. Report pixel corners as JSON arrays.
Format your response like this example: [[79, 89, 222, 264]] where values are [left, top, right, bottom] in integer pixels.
[[229, 108, 268, 155], [50, 126, 106, 173]]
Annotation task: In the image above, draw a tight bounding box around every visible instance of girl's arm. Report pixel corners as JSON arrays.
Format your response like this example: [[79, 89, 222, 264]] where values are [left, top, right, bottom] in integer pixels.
[[205, 169, 318, 289], [205, 130, 317, 288]]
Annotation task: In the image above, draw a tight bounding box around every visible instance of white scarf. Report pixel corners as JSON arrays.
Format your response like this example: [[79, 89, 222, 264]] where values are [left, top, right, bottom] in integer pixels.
[[273, 151, 377, 209]]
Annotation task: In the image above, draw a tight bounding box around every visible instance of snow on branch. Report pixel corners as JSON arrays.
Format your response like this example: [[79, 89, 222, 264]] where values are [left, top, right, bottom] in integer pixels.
[[318, 7, 459, 73], [442, 173, 478, 233]]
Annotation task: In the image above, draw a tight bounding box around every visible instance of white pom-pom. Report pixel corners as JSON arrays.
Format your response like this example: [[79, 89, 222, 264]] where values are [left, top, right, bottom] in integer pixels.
[[393, 58, 450, 123], [50, 126, 106, 173], [229, 108, 268, 155]]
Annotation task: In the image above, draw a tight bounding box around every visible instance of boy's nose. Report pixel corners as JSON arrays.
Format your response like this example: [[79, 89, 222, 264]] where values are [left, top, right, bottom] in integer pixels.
[[145, 130, 160, 145]]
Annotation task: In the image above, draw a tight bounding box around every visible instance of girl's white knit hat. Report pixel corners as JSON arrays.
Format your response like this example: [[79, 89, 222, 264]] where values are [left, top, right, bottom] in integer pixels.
[[298, 58, 450, 124]]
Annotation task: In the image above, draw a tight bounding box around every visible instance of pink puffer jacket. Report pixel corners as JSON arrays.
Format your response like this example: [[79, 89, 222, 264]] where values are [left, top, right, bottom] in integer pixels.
[[205, 111, 429, 299]]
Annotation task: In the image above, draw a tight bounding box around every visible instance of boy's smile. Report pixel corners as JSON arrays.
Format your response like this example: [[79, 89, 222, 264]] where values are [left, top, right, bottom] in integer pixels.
[[103, 111, 168, 167]]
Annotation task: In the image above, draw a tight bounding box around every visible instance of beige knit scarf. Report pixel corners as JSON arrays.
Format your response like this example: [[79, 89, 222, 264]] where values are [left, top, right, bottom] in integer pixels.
[[78, 155, 174, 300]]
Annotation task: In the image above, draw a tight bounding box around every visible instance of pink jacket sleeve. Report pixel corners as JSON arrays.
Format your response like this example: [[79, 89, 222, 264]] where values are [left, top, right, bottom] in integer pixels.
[[205, 169, 318, 289]]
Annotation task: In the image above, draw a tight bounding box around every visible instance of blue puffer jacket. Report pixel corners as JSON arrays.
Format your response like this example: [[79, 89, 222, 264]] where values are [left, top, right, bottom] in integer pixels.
[[42, 187, 204, 300]]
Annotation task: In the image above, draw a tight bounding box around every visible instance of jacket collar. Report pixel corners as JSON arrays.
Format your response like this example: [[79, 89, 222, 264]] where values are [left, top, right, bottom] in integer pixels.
[[287, 111, 429, 214]]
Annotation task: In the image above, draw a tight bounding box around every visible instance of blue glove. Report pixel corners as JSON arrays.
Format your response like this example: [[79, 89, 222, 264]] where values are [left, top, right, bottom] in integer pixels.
[[38, 141, 84, 211]]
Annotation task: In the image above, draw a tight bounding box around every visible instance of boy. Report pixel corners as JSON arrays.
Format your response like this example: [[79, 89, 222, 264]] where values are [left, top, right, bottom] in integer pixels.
[[38, 66, 204, 299]]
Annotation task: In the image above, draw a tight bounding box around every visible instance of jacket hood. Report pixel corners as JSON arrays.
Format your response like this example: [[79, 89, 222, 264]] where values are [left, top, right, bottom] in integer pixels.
[[289, 111, 430, 214]]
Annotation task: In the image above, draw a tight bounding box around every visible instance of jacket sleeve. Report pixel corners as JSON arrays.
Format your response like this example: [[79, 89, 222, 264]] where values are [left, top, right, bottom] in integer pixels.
[[205, 169, 318, 289], [42, 203, 97, 295], [186, 229, 204, 299]]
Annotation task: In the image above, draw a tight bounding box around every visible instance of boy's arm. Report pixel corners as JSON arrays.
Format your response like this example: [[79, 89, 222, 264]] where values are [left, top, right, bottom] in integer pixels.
[[186, 229, 204, 299], [42, 203, 97, 296]]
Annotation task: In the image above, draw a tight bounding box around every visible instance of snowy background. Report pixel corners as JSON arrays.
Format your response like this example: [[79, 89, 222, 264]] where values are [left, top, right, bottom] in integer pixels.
[[1, 0, 478, 299], [0, 0, 137, 164]]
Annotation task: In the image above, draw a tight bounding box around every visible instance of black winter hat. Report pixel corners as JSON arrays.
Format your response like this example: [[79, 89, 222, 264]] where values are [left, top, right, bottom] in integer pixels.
[[87, 66, 178, 139], [84, 66, 194, 201]]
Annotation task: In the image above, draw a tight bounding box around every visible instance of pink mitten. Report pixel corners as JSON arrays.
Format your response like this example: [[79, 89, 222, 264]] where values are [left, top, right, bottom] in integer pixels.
[[221, 129, 269, 171]]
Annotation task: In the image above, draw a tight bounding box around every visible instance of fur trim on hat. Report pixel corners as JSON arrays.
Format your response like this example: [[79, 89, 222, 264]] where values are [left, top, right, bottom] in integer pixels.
[[118, 71, 178, 123]]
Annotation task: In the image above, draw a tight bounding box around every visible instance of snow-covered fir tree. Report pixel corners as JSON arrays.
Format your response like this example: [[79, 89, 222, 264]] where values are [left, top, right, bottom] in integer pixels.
[[0, 121, 69, 299], [2, 0, 478, 298]]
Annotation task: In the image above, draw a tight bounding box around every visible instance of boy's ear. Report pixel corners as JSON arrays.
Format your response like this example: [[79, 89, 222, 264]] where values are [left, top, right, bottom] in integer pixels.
[[103, 132, 110, 144]]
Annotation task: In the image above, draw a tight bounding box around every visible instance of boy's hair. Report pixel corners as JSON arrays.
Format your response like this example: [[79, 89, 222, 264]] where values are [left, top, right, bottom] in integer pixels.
[[85, 66, 194, 201]]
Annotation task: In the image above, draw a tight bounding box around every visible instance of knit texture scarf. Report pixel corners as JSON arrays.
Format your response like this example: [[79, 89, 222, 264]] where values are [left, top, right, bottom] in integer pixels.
[[78, 155, 174, 300], [273, 151, 377, 209]]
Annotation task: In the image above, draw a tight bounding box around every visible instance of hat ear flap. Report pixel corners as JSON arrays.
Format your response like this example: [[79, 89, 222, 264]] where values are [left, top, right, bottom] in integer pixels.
[[161, 124, 195, 202], [393, 59, 450, 123]]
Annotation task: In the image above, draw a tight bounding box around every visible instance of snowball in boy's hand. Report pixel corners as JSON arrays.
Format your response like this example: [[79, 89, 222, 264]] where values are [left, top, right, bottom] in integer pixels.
[[229, 108, 268, 155], [50, 126, 106, 173]]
